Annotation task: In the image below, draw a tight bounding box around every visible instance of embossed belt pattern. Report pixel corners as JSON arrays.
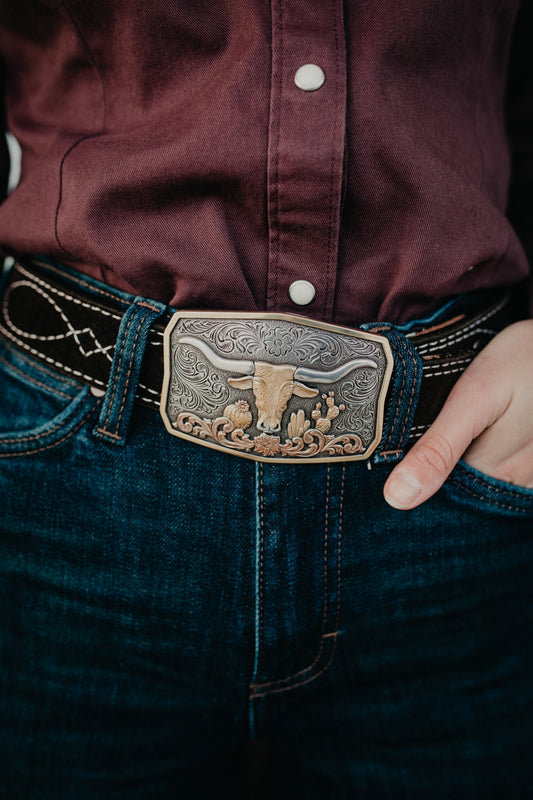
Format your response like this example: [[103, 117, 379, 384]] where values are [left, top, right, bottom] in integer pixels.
[[0, 257, 518, 463]]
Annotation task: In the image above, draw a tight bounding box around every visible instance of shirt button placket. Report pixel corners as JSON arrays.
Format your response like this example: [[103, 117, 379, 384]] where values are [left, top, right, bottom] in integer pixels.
[[265, 1, 347, 321]]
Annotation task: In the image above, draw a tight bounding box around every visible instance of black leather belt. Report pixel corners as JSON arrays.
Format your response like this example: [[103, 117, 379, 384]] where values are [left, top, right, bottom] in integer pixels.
[[0, 256, 520, 460]]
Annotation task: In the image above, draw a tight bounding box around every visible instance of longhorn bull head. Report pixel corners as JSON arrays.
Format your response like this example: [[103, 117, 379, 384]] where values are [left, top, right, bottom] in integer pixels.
[[178, 335, 378, 433]]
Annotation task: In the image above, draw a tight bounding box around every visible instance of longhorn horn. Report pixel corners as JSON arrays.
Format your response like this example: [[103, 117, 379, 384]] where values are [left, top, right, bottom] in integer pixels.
[[294, 358, 378, 384], [177, 336, 254, 374]]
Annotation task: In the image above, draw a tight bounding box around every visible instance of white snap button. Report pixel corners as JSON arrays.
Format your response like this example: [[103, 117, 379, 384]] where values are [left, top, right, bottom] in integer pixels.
[[294, 64, 325, 92], [289, 280, 316, 305]]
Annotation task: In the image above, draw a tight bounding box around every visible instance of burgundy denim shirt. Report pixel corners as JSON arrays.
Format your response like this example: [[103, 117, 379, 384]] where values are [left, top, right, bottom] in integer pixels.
[[0, 1, 531, 324]]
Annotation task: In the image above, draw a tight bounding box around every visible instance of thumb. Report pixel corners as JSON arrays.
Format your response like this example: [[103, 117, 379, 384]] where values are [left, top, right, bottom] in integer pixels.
[[383, 368, 504, 510]]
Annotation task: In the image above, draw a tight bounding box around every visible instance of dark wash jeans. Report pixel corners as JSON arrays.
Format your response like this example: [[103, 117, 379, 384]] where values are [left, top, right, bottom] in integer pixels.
[[1, 263, 532, 799]]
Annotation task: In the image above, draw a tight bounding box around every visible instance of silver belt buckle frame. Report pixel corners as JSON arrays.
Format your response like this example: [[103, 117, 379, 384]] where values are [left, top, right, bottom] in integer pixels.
[[160, 312, 393, 463]]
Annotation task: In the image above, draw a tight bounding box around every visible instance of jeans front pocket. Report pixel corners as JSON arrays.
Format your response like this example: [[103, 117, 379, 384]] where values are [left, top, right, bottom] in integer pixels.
[[0, 340, 97, 458], [444, 459, 533, 518]]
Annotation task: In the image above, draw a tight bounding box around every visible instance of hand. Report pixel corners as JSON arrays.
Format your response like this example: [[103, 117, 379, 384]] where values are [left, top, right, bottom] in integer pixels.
[[383, 319, 533, 509]]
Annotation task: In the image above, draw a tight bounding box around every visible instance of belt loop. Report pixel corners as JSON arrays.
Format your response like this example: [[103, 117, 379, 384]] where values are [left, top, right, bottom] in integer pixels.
[[369, 327, 423, 464], [93, 297, 166, 446]]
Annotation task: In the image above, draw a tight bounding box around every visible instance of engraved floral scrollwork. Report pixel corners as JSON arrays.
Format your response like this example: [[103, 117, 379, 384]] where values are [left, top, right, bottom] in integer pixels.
[[171, 412, 364, 459], [278, 429, 363, 457], [178, 317, 387, 371], [168, 345, 230, 416], [173, 413, 255, 452], [341, 367, 380, 404], [253, 434, 282, 456], [163, 312, 393, 461], [263, 327, 295, 357], [182, 320, 261, 356]]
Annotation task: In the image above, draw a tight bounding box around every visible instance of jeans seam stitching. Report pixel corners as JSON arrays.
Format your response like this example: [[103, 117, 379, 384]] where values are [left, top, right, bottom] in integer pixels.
[[386, 345, 407, 448], [398, 348, 420, 443], [250, 465, 339, 696], [0, 337, 80, 386], [250, 636, 338, 698], [448, 476, 530, 511], [258, 463, 265, 681], [335, 464, 345, 630], [0, 352, 71, 400], [99, 309, 137, 433], [0, 405, 93, 456], [322, 464, 330, 631], [110, 309, 153, 435], [1, 329, 161, 410]]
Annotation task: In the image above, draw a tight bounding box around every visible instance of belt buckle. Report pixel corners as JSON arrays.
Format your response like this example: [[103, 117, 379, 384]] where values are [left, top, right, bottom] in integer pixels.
[[160, 312, 393, 463]]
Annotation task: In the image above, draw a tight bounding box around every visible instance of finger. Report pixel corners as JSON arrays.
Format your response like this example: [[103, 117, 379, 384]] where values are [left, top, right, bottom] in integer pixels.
[[383, 368, 505, 510]]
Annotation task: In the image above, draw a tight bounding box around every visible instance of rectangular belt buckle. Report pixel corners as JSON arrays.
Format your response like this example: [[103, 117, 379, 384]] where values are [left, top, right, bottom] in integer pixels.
[[160, 312, 393, 463]]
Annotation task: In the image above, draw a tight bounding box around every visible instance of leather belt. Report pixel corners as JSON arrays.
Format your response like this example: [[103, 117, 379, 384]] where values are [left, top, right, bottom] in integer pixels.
[[0, 256, 519, 462]]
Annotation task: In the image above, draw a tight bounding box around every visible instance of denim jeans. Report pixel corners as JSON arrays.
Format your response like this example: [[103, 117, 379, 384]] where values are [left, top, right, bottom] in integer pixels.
[[1, 262, 532, 798]]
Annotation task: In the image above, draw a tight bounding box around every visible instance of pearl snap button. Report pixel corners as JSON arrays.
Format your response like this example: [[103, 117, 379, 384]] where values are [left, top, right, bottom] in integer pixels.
[[289, 280, 316, 305], [294, 64, 325, 92]]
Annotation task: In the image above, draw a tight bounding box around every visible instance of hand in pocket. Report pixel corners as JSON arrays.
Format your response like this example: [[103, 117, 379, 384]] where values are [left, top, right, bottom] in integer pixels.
[[383, 319, 533, 509]]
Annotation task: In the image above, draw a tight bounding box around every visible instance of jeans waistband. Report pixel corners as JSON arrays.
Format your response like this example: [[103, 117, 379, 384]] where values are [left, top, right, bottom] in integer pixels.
[[0, 255, 521, 463]]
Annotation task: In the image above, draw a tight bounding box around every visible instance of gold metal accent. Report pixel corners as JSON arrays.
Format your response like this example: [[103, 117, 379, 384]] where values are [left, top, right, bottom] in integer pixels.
[[287, 409, 311, 439], [223, 400, 253, 430], [160, 311, 394, 463]]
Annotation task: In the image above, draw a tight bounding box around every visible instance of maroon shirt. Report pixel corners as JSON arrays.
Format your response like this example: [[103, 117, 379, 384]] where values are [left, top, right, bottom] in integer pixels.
[[0, 1, 531, 324]]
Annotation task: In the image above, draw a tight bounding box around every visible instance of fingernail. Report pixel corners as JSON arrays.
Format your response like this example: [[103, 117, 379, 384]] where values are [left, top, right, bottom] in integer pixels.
[[384, 471, 422, 509]]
